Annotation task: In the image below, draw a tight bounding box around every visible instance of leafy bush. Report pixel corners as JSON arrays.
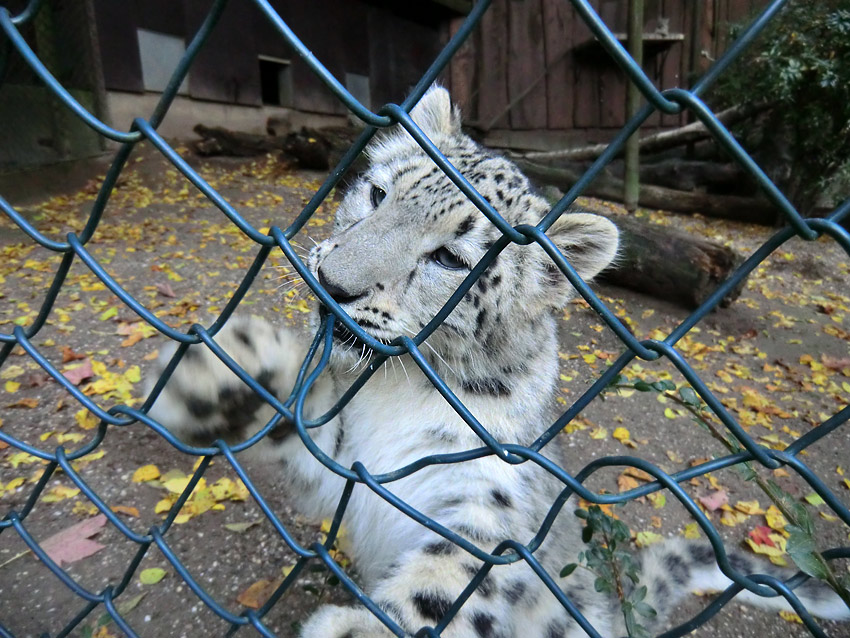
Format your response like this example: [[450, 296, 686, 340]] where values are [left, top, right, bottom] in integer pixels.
[[713, 0, 850, 214]]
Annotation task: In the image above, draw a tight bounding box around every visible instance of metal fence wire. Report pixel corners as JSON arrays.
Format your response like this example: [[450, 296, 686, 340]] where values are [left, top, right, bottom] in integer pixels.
[[1, 0, 849, 637]]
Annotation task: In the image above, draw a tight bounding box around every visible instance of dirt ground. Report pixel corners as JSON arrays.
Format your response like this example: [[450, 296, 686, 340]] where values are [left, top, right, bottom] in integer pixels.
[[0, 145, 848, 638]]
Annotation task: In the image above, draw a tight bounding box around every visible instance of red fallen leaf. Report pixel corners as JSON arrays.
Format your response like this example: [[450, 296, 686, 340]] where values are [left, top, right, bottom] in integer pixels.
[[698, 489, 728, 512], [41, 514, 107, 567], [61, 346, 87, 364], [63, 359, 94, 386], [156, 282, 176, 298], [749, 525, 776, 547]]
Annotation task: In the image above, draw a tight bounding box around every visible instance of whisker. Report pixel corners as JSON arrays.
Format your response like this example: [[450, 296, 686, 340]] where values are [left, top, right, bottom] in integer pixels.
[[403, 328, 457, 378], [397, 355, 411, 386]]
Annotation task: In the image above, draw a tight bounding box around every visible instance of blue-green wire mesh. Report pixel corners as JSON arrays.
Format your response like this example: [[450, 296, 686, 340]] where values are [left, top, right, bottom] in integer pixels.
[[0, 0, 848, 637]]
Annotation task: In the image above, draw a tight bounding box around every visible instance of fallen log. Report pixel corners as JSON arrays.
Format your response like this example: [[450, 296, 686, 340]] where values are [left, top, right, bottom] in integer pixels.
[[540, 187, 747, 309], [518, 102, 768, 162], [602, 213, 746, 308], [515, 159, 777, 225], [632, 159, 749, 194], [192, 125, 288, 157]]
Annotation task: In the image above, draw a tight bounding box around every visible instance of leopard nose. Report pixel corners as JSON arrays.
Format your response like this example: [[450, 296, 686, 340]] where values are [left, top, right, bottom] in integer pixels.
[[317, 268, 367, 305]]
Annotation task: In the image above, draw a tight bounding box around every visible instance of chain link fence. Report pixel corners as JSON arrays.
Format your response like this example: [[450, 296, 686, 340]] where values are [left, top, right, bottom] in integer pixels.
[[0, 0, 848, 636]]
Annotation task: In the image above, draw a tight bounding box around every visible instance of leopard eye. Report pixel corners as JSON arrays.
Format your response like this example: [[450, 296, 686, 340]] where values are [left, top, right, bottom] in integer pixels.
[[430, 246, 468, 271], [370, 184, 387, 208]]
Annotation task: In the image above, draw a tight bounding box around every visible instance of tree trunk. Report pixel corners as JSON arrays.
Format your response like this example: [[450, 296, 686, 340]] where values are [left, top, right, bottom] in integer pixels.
[[515, 159, 777, 224], [517, 102, 768, 162]]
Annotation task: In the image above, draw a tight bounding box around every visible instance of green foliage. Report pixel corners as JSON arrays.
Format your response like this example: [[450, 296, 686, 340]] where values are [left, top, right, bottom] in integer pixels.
[[565, 506, 656, 638], [713, 1, 850, 213]]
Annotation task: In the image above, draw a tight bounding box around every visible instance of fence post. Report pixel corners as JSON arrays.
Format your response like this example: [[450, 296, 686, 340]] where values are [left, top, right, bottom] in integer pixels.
[[623, 0, 644, 212]]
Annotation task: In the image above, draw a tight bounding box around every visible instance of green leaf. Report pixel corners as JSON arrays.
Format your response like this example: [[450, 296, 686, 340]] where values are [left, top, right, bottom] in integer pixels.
[[804, 492, 825, 506], [559, 563, 578, 578], [139, 567, 167, 585], [594, 576, 612, 593], [633, 381, 653, 392], [634, 602, 657, 618], [99, 306, 118, 321], [785, 527, 829, 580], [116, 592, 147, 615], [679, 386, 701, 407], [582, 525, 594, 543], [224, 520, 261, 534]]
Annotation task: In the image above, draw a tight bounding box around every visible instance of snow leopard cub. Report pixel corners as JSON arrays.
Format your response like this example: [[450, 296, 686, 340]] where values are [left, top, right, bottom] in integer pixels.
[[149, 87, 848, 637]]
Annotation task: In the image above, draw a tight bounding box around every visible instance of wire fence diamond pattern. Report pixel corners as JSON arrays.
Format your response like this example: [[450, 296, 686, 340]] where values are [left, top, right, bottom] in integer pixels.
[[1, 0, 849, 637]]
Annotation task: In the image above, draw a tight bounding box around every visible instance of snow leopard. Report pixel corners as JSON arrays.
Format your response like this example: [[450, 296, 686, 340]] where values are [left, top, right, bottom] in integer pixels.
[[148, 87, 849, 637]]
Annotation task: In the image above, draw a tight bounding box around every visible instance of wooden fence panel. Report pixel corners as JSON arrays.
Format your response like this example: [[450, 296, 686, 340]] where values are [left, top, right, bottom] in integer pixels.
[[477, 0, 510, 129], [507, 0, 548, 129]]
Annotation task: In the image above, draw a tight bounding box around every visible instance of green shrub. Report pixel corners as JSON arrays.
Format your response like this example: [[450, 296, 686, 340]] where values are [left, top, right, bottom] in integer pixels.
[[713, 0, 850, 214]]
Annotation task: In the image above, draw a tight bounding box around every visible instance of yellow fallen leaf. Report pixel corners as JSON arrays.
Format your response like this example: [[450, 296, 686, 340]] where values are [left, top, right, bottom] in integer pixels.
[[720, 510, 748, 527], [734, 500, 765, 515], [236, 578, 283, 609], [682, 522, 701, 539], [75, 409, 99, 430], [0, 365, 25, 380], [647, 492, 666, 509], [765, 505, 788, 534], [162, 477, 192, 494], [112, 505, 140, 517], [617, 474, 640, 492], [745, 534, 788, 566], [612, 427, 630, 442], [154, 498, 174, 514], [779, 610, 802, 624], [589, 426, 607, 440], [132, 464, 161, 483], [4, 380, 20, 393], [635, 531, 663, 547], [42, 485, 81, 503]]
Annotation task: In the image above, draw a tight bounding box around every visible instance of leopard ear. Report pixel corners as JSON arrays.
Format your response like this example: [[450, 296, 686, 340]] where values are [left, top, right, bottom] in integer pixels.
[[537, 213, 619, 307], [408, 85, 462, 138]]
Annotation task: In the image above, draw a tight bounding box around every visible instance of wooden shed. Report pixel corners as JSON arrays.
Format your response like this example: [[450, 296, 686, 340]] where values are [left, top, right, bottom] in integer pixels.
[[443, 0, 770, 150]]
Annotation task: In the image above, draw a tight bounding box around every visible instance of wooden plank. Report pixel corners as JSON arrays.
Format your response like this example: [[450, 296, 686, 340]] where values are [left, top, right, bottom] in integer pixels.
[[659, 0, 685, 127], [572, 0, 600, 131], [598, 0, 633, 129], [507, 0, 547, 130], [477, 0, 510, 129], [541, 0, 575, 130], [446, 16, 477, 117]]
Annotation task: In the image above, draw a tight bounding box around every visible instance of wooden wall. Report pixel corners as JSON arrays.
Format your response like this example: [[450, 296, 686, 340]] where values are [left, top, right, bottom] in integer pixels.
[[91, 0, 448, 115], [444, 0, 769, 145]]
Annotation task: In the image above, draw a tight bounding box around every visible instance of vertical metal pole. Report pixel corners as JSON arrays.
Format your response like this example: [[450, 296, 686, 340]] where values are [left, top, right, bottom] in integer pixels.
[[624, 0, 644, 212]]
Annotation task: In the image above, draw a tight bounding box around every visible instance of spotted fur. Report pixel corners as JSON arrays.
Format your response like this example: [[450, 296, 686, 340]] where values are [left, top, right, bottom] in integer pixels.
[[148, 87, 848, 636]]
